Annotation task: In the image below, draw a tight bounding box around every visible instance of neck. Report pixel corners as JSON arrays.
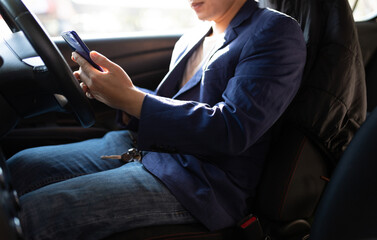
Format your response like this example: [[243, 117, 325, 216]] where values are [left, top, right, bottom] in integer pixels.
[[211, 0, 246, 35]]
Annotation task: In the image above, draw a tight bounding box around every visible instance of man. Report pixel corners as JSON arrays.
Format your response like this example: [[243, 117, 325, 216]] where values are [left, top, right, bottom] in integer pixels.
[[7, 0, 306, 239]]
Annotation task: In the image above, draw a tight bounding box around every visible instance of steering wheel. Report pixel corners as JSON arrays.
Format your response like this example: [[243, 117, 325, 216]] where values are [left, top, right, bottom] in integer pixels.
[[0, 0, 95, 128]]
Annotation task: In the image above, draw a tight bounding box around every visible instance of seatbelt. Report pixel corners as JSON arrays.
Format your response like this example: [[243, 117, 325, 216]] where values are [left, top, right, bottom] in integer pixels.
[[236, 214, 264, 240]]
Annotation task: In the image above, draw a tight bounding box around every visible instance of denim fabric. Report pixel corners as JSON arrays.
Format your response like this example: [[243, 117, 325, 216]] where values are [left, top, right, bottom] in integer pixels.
[[7, 131, 196, 240]]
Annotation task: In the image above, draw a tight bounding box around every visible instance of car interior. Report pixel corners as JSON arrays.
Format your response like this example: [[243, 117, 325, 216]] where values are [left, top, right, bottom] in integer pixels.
[[0, 0, 376, 239]]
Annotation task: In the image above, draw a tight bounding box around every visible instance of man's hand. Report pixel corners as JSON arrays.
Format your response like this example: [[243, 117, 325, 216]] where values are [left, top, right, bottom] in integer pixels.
[[72, 51, 145, 118]]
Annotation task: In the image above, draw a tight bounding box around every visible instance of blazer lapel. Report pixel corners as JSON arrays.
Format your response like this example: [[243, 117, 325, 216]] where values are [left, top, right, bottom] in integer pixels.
[[156, 26, 212, 98], [156, 0, 258, 99], [222, 0, 258, 46], [173, 64, 204, 98], [172, 29, 238, 99], [174, 34, 226, 98]]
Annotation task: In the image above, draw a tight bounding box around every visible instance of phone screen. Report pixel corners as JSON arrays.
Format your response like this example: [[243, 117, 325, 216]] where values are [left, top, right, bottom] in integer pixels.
[[61, 31, 103, 72]]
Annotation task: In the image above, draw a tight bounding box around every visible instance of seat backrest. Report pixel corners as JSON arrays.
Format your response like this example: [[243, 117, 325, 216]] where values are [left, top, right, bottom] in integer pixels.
[[255, 124, 331, 238], [260, 0, 366, 161], [310, 106, 377, 240], [254, 0, 367, 238]]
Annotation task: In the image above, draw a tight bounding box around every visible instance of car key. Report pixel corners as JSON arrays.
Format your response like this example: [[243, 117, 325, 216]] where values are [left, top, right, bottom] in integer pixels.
[[101, 148, 141, 163]]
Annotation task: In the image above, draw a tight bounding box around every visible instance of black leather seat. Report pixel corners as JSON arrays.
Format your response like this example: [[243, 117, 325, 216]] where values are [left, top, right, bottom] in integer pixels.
[[253, 0, 366, 238], [310, 106, 377, 240], [104, 0, 366, 239]]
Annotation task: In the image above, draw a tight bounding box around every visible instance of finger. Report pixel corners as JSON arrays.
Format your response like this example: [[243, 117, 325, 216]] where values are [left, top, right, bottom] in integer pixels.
[[73, 71, 81, 81], [74, 67, 92, 88], [89, 51, 114, 71], [80, 82, 93, 98], [86, 91, 94, 99], [72, 52, 94, 73], [72, 52, 86, 66], [80, 82, 94, 99], [74, 69, 89, 82], [80, 82, 89, 92]]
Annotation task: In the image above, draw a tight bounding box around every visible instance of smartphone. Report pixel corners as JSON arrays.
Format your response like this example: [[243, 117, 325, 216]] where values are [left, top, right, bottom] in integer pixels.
[[61, 30, 103, 72]]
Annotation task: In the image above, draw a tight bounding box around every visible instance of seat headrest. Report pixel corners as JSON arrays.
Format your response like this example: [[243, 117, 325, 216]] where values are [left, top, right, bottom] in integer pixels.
[[259, 0, 318, 44]]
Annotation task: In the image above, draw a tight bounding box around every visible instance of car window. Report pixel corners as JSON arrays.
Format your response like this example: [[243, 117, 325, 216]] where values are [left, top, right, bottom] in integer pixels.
[[1, 0, 200, 38], [349, 0, 377, 21], [0, 16, 11, 36]]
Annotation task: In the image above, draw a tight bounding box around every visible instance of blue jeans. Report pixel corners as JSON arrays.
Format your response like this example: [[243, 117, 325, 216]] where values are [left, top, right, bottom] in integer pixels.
[[7, 130, 196, 240]]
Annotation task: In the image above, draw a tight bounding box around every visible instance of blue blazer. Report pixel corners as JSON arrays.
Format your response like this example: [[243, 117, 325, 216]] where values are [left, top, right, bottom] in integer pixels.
[[133, 0, 306, 231]]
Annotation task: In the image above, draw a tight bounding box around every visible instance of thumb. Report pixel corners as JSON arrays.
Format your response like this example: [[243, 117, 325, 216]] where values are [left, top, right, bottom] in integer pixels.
[[90, 51, 114, 70]]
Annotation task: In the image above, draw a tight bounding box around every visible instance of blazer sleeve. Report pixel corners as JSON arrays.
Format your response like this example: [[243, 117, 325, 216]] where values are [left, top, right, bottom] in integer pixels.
[[137, 14, 306, 156], [119, 35, 189, 131]]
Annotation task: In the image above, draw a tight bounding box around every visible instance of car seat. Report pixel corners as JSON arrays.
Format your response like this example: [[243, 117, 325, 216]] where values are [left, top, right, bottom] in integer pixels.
[[309, 105, 377, 240], [253, 0, 366, 239], [102, 0, 366, 239]]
